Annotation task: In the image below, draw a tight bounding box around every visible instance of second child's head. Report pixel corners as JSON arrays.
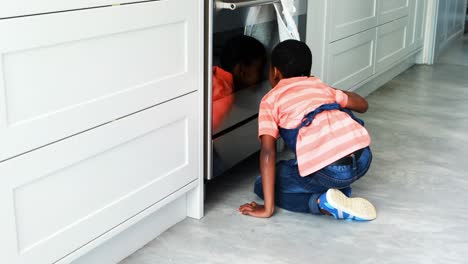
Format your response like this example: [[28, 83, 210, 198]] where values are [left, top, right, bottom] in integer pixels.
[[270, 40, 312, 87], [220, 35, 266, 89]]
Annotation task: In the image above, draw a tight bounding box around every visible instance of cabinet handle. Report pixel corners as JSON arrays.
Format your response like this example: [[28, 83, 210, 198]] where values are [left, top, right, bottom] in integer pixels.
[[215, 0, 280, 11]]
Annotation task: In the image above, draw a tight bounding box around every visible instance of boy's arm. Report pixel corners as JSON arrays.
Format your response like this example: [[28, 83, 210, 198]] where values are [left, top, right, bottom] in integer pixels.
[[342, 91, 368, 113], [238, 135, 276, 218]]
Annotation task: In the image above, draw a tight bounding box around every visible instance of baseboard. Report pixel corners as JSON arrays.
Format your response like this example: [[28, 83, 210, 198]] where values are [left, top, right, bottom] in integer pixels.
[[352, 50, 421, 97], [72, 196, 187, 264]]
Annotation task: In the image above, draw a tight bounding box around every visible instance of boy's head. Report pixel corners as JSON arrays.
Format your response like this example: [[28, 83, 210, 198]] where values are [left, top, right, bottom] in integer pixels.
[[270, 40, 312, 87], [220, 35, 266, 89]]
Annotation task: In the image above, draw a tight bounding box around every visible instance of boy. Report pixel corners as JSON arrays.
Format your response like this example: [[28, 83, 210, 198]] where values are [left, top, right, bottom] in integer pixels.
[[212, 35, 266, 130], [238, 40, 377, 221]]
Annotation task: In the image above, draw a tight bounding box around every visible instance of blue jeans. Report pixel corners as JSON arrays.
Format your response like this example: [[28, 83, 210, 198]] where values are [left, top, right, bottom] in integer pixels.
[[254, 147, 372, 214]]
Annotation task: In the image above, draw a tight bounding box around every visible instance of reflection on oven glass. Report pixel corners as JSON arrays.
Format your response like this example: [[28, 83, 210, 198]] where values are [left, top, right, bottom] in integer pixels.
[[212, 35, 266, 130], [212, 15, 308, 133]]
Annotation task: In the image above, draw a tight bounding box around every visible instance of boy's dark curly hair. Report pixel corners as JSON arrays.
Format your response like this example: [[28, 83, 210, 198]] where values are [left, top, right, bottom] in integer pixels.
[[271, 40, 312, 78]]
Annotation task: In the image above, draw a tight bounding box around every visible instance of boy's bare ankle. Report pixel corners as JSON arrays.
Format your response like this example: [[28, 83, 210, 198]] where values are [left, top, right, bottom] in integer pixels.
[[317, 198, 332, 216], [320, 208, 332, 216]]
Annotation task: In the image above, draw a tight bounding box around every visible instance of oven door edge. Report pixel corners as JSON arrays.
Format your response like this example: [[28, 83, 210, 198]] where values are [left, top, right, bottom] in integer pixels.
[[205, 0, 214, 180]]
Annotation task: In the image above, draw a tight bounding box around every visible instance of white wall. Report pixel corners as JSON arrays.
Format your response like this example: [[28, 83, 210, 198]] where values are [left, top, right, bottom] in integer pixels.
[[434, 0, 467, 59]]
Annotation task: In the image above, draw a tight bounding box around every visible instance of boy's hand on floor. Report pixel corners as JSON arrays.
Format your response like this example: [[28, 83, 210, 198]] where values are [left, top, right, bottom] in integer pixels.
[[238, 202, 273, 218]]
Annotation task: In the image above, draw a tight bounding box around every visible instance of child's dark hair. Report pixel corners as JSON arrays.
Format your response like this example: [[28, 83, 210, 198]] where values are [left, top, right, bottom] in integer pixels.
[[271, 40, 312, 78], [220, 35, 266, 72]]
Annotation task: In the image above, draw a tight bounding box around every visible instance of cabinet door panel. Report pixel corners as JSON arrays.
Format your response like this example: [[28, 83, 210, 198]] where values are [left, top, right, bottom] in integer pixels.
[[0, 92, 200, 264], [378, 0, 410, 25], [328, 0, 378, 42], [376, 17, 409, 73], [327, 29, 376, 89], [0, 0, 202, 161]]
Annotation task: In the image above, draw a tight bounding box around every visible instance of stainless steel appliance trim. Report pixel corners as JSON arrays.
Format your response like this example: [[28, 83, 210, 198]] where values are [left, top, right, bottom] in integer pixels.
[[215, 0, 280, 11], [205, 0, 214, 180]]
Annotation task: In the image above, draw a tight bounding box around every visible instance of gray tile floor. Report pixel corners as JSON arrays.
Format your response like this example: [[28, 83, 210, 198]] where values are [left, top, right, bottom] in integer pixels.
[[122, 35, 468, 264]]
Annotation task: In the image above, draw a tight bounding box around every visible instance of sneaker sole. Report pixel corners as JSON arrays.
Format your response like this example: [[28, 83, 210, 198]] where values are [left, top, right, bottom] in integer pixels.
[[326, 189, 377, 221]]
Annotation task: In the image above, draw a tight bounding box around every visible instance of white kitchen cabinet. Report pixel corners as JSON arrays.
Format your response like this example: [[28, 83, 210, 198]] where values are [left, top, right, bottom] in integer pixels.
[[308, 0, 426, 94], [327, 29, 376, 89], [0, 92, 200, 264], [327, 0, 378, 42], [0, 0, 201, 162], [0, 0, 204, 263], [378, 0, 410, 25], [375, 17, 409, 73]]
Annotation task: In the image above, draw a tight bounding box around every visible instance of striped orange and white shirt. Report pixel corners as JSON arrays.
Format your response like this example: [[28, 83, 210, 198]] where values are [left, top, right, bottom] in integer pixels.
[[258, 77, 371, 176]]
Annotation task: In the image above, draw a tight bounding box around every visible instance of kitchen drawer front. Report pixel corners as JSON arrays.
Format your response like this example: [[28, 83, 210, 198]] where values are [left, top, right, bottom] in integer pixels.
[[0, 92, 201, 264], [327, 0, 378, 42], [375, 17, 409, 73], [378, 0, 410, 25], [0, 0, 203, 161], [212, 118, 259, 179], [326, 29, 376, 90], [0, 0, 159, 19]]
